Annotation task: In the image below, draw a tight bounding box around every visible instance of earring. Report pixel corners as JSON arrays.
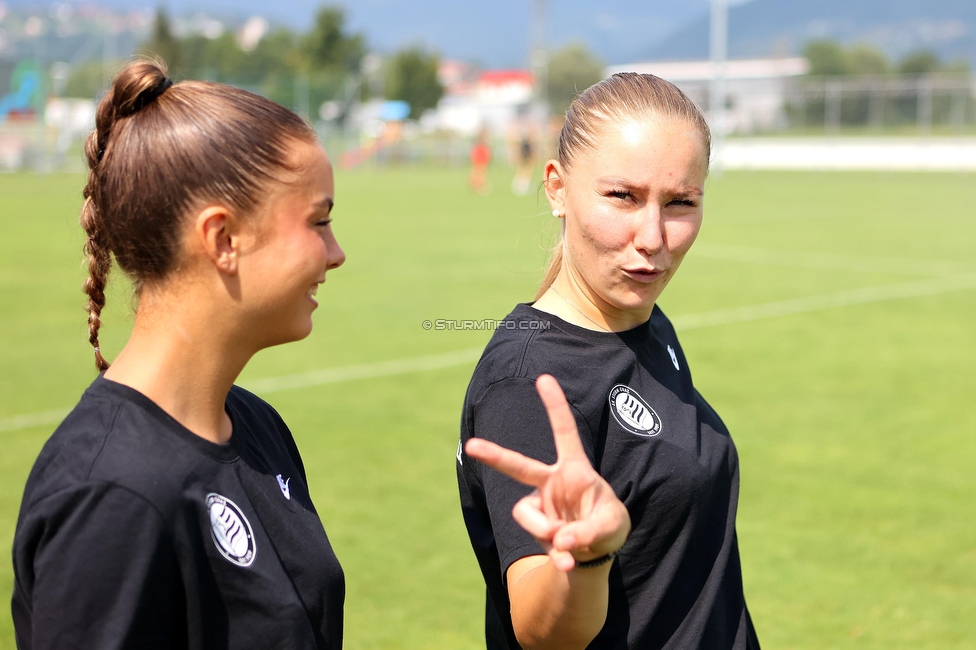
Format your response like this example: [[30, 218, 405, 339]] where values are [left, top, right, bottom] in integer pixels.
[[552, 209, 562, 217]]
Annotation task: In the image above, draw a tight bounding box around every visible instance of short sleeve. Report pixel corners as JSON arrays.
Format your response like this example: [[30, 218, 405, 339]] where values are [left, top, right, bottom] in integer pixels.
[[13, 483, 182, 650], [471, 377, 593, 576]]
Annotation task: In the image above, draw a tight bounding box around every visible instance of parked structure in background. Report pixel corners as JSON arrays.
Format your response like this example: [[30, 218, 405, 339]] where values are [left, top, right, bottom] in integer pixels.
[[432, 67, 535, 137], [608, 54, 974, 136], [606, 57, 810, 133]]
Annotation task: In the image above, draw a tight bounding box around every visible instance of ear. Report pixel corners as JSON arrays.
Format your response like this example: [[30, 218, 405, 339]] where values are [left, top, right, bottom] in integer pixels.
[[193, 205, 242, 275], [543, 159, 566, 217]]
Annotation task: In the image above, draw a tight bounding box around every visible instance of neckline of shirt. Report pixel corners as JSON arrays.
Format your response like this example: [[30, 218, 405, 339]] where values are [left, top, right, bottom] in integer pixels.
[[90, 375, 241, 462], [519, 302, 661, 347]]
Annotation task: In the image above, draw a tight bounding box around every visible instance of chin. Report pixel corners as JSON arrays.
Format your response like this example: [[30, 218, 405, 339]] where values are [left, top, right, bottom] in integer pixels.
[[291, 320, 315, 342], [609, 289, 658, 313], [263, 320, 315, 349]]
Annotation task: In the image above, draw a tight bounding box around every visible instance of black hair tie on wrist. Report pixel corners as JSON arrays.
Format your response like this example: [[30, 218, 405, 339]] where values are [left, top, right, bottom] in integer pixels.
[[132, 77, 173, 112], [575, 548, 620, 569]]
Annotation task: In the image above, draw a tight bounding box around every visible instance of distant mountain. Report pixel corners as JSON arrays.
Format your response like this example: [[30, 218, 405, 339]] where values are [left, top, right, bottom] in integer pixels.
[[3, 0, 972, 68], [1, 0, 712, 67], [638, 0, 976, 66]]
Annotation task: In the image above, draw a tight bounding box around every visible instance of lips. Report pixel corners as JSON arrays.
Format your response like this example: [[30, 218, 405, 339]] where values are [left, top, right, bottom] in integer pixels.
[[305, 282, 322, 306], [622, 268, 665, 284]]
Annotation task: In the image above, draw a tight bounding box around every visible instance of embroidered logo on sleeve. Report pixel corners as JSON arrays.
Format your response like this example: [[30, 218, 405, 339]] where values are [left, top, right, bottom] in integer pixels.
[[609, 385, 663, 437], [667, 344, 680, 370], [276, 474, 291, 500], [206, 493, 256, 567]]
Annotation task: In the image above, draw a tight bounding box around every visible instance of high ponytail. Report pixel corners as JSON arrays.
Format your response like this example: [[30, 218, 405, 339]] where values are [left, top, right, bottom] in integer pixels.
[[78, 57, 315, 370]]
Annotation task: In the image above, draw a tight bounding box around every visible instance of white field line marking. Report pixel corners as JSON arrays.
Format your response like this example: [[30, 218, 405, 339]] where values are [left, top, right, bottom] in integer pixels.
[[3, 274, 975, 434], [241, 347, 483, 395], [0, 408, 73, 434], [0, 349, 485, 434], [671, 274, 976, 331], [692, 242, 974, 277]]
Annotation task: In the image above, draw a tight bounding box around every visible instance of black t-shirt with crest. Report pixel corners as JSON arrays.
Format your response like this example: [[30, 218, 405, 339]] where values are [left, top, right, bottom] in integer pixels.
[[12, 376, 344, 649], [457, 303, 760, 650]]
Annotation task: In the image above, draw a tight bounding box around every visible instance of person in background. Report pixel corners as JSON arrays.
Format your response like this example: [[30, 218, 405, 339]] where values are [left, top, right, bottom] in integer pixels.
[[510, 115, 536, 196], [470, 127, 493, 195], [459, 73, 761, 649], [12, 59, 347, 649]]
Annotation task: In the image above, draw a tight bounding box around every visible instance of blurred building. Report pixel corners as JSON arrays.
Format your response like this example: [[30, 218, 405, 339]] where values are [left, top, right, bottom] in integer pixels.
[[426, 63, 534, 136], [606, 57, 809, 133]]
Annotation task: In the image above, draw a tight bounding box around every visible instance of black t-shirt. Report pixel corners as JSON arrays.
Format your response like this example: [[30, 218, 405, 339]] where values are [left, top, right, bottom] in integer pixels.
[[12, 376, 344, 650], [457, 303, 760, 650]]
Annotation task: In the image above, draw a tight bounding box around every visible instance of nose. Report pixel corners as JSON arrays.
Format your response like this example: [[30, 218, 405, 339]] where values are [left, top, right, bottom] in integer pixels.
[[632, 205, 665, 257], [325, 229, 346, 270]]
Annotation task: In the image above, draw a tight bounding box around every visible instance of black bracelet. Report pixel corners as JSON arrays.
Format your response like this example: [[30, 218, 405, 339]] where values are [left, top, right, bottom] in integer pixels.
[[574, 549, 620, 569]]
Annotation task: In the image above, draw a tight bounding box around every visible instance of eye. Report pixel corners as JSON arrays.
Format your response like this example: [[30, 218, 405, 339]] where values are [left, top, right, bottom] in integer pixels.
[[608, 189, 632, 201], [667, 198, 697, 207], [314, 218, 333, 228]]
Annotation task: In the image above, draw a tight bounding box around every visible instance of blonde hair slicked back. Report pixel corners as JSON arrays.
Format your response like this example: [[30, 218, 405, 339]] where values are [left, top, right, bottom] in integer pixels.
[[536, 72, 710, 298]]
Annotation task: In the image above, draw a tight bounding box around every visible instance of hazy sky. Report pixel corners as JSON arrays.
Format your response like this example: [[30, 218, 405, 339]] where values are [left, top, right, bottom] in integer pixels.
[[6, 0, 757, 66]]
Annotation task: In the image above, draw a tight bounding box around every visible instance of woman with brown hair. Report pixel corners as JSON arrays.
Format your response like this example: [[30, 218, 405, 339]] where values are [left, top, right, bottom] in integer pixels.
[[12, 59, 346, 648], [458, 73, 761, 649]]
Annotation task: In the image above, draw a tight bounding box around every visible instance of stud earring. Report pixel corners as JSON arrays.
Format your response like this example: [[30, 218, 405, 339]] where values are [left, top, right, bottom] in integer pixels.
[[552, 209, 562, 217]]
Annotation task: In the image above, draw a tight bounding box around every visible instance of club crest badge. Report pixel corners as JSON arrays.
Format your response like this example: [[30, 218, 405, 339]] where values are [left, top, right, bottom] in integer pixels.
[[608, 385, 662, 437], [206, 493, 256, 567]]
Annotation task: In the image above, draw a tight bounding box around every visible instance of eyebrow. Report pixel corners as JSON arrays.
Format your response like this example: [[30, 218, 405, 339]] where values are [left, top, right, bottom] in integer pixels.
[[596, 177, 704, 196], [313, 197, 335, 212]]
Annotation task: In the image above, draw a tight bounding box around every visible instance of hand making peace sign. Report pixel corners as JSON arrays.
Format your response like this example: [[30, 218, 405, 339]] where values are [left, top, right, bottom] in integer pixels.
[[465, 374, 631, 572]]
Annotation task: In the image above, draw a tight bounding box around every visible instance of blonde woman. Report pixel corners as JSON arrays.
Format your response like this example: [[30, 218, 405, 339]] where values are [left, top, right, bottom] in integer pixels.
[[459, 73, 760, 649]]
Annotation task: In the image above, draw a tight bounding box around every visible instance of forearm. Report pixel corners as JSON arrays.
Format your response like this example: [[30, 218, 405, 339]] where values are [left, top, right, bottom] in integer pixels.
[[509, 556, 613, 650]]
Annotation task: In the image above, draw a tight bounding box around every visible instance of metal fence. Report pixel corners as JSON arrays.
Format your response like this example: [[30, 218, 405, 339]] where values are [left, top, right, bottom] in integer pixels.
[[784, 74, 975, 134], [4, 68, 976, 173]]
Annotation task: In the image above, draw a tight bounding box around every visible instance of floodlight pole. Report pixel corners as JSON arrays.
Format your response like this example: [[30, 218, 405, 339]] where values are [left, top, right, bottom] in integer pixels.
[[710, 0, 728, 176], [530, 0, 549, 143]]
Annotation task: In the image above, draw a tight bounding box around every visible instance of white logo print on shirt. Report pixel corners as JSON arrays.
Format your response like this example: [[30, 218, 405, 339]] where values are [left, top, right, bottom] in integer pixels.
[[276, 474, 291, 500], [206, 493, 256, 567], [608, 385, 663, 437], [667, 344, 680, 370]]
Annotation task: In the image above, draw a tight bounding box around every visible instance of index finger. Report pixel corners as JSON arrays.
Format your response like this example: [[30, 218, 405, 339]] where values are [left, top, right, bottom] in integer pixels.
[[465, 438, 551, 487], [535, 374, 587, 461]]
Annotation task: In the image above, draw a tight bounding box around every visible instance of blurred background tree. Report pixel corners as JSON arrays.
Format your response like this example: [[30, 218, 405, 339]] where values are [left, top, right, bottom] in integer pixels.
[[547, 42, 604, 115], [301, 7, 366, 74], [384, 46, 443, 119], [898, 50, 940, 75], [846, 45, 890, 75], [803, 40, 849, 76], [804, 39, 970, 76], [131, 5, 374, 113], [144, 8, 185, 75]]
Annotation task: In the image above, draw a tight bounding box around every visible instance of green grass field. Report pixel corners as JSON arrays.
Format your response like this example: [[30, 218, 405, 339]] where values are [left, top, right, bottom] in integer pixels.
[[1, 165, 975, 649]]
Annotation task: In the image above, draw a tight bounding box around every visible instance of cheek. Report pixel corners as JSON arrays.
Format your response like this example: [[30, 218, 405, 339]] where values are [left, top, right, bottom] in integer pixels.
[[282, 226, 328, 260], [666, 218, 702, 255], [570, 211, 632, 257]]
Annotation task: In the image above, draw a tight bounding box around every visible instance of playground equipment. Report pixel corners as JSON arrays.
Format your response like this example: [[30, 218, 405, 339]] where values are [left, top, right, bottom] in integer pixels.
[[0, 63, 44, 120]]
